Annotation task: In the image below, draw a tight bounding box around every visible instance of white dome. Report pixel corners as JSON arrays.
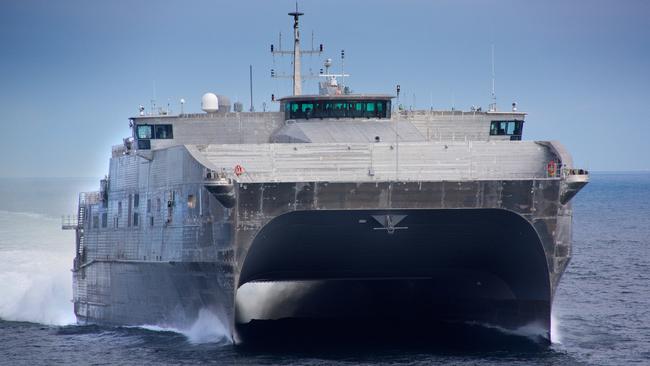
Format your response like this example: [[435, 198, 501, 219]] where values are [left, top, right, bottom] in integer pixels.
[[201, 93, 219, 113]]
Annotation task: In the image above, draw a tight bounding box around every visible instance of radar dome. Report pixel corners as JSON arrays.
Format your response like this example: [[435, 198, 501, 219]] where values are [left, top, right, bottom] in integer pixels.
[[201, 93, 219, 113]]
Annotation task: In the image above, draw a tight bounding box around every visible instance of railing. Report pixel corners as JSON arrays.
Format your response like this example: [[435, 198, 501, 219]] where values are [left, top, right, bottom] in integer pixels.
[[80, 191, 102, 205], [544, 162, 590, 179], [61, 215, 79, 230], [564, 168, 589, 176], [112, 144, 126, 157]]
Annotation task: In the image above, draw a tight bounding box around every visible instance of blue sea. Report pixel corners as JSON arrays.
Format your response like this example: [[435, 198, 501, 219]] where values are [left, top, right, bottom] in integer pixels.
[[0, 173, 648, 365]]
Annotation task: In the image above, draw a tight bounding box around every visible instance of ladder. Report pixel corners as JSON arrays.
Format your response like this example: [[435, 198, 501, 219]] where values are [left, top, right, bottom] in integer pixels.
[[76, 193, 87, 260]]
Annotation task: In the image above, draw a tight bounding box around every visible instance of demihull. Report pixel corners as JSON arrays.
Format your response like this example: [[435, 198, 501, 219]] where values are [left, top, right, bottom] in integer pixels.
[[73, 261, 234, 332]]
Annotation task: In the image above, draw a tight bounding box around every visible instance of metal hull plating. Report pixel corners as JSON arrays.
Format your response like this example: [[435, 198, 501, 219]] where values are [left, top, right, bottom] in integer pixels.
[[72, 145, 573, 342]]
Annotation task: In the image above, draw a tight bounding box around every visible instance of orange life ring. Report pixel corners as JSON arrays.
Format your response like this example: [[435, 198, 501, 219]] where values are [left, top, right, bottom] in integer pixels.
[[547, 161, 557, 177], [234, 164, 245, 176]]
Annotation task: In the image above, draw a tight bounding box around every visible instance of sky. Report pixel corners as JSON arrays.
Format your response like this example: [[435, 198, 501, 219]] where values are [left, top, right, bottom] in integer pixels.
[[0, 0, 648, 177]]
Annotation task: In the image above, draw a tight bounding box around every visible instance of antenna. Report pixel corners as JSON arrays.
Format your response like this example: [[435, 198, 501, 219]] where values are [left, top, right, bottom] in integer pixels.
[[151, 80, 157, 115], [288, 4, 304, 95], [249, 65, 254, 112], [489, 44, 497, 112], [451, 90, 455, 111], [270, 5, 323, 96], [395, 84, 401, 180]]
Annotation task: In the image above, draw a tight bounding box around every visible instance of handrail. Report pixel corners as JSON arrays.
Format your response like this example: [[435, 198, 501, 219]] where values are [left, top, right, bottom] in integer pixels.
[[61, 215, 79, 230], [79, 191, 102, 205]]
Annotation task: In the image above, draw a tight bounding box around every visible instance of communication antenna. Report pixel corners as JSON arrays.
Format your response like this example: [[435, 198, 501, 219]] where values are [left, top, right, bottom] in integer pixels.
[[395, 84, 401, 180], [249, 65, 255, 112], [489, 44, 497, 112], [151, 80, 157, 115], [270, 4, 323, 95], [451, 90, 455, 111]]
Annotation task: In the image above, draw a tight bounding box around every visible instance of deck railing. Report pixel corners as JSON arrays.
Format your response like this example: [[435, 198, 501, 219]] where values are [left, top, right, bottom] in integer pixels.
[[61, 215, 79, 230]]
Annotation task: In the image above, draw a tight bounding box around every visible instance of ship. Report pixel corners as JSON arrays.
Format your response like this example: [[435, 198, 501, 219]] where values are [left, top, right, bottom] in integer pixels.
[[63, 9, 588, 343]]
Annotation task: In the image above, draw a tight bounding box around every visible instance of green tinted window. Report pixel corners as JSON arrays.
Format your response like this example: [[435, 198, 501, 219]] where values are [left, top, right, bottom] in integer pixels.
[[285, 99, 391, 120], [137, 125, 152, 139]]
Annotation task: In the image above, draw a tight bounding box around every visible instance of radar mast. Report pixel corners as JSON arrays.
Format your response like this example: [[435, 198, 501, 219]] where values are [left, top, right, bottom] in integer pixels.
[[288, 6, 303, 95], [271, 4, 323, 96]]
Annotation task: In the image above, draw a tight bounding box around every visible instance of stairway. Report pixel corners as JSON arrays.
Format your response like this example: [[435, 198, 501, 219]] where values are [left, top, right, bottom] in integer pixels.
[[76, 193, 87, 262]]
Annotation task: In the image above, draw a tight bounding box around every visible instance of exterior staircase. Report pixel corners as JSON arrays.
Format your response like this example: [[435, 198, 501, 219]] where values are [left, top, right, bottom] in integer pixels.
[[63, 192, 89, 270]]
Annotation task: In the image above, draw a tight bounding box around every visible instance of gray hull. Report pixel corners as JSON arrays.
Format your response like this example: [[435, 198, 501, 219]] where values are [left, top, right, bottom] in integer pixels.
[[73, 170, 571, 342]]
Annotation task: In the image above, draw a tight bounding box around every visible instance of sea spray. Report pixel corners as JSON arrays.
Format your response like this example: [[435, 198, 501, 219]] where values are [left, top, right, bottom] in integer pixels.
[[185, 308, 232, 344], [464, 320, 550, 343], [0, 210, 76, 325], [551, 312, 562, 344], [133, 308, 233, 345]]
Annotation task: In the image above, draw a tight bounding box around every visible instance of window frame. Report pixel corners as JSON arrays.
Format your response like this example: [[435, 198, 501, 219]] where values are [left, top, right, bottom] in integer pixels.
[[285, 99, 390, 120], [136, 124, 153, 139], [154, 124, 174, 139], [489, 120, 524, 137]]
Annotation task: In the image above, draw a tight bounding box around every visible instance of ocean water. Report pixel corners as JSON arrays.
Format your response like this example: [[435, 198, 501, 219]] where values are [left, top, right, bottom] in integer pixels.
[[0, 174, 648, 365]]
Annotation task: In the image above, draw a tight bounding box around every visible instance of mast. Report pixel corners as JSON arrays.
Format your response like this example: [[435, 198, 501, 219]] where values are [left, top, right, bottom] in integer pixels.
[[489, 44, 497, 112], [289, 5, 304, 95], [270, 6, 323, 96], [249, 64, 254, 112]]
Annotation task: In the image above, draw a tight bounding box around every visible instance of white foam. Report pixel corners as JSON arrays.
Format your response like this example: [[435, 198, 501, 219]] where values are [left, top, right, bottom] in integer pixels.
[[184, 308, 232, 344], [133, 308, 232, 345], [551, 312, 562, 344], [465, 320, 549, 342], [0, 211, 76, 326]]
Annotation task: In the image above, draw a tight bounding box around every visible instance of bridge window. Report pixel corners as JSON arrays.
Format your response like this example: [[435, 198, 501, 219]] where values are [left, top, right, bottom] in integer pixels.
[[137, 139, 151, 150], [154, 124, 173, 139], [285, 100, 390, 120], [137, 125, 152, 139], [490, 120, 524, 140], [136, 124, 174, 140]]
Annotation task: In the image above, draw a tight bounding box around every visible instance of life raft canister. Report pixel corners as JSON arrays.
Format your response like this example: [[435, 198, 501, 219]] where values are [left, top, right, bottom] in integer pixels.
[[547, 160, 557, 177], [234, 164, 245, 176]]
